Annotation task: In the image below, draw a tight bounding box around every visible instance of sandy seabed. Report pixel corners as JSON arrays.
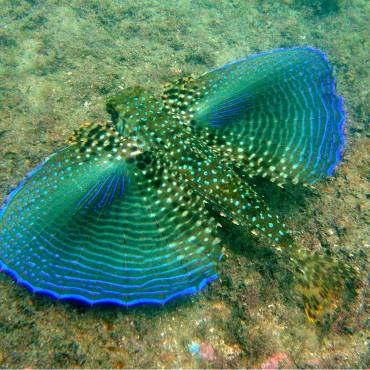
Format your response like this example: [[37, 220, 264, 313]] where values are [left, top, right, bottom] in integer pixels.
[[0, 0, 368, 368]]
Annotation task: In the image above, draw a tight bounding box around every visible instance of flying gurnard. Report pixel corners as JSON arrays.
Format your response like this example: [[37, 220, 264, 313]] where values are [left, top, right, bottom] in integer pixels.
[[0, 48, 347, 320]]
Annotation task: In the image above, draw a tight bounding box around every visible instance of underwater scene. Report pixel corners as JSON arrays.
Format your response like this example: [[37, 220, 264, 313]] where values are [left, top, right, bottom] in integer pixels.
[[0, 0, 368, 368]]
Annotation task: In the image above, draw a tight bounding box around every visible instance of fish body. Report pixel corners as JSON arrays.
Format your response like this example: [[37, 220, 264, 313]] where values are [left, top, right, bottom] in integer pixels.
[[0, 48, 346, 319]]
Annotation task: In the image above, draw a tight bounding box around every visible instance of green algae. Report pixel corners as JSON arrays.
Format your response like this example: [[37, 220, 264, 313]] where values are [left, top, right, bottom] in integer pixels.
[[0, 0, 368, 368]]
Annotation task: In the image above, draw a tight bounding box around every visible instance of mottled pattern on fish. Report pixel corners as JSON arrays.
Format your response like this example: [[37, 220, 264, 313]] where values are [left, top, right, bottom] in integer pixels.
[[0, 48, 346, 319]]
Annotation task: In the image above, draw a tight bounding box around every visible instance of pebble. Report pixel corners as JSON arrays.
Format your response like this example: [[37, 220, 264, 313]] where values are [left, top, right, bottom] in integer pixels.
[[261, 352, 292, 369], [199, 342, 216, 361], [188, 341, 200, 356]]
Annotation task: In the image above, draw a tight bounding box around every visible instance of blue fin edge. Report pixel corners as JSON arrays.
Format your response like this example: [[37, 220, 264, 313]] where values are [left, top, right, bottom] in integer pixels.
[[0, 259, 218, 306], [0, 151, 59, 220]]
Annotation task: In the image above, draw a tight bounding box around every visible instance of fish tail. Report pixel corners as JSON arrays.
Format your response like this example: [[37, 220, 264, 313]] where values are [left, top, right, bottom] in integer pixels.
[[292, 250, 348, 322]]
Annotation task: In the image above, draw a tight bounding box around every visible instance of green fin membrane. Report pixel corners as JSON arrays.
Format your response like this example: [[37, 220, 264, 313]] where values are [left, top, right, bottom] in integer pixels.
[[162, 48, 345, 185], [0, 122, 220, 305]]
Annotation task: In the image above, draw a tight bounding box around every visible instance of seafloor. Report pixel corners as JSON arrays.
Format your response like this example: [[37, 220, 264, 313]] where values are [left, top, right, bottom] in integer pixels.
[[0, 0, 368, 368]]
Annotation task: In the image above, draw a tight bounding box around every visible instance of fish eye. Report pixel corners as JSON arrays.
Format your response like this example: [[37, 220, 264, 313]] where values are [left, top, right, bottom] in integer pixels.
[[106, 97, 119, 123], [106, 100, 126, 134]]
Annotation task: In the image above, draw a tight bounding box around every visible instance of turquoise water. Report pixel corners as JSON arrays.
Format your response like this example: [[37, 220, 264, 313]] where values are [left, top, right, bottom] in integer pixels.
[[0, 1, 368, 368]]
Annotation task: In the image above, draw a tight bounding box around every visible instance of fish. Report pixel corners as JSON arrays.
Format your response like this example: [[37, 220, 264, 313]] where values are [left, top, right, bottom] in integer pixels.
[[0, 48, 346, 320]]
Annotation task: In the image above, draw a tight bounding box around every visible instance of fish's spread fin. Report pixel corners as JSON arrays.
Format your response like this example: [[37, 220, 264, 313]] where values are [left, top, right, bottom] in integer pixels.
[[0, 121, 220, 305], [162, 48, 345, 186]]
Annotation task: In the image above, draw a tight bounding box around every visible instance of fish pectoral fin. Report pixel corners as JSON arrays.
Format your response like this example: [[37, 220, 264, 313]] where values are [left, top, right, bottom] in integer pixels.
[[167, 48, 344, 186], [0, 127, 221, 305]]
